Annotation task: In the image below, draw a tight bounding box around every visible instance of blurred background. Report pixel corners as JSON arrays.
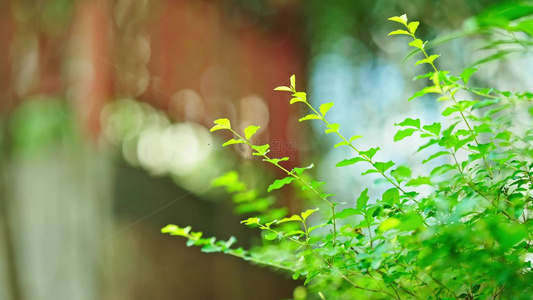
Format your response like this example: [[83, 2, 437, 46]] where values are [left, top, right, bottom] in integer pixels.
[[0, 0, 532, 299]]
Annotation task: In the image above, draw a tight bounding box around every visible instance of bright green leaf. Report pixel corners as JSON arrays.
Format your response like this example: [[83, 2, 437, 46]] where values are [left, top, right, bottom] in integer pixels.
[[301, 208, 319, 221], [388, 29, 411, 36], [407, 21, 419, 34], [388, 14, 408, 26], [394, 128, 417, 141], [268, 176, 296, 192], [244, 125, 260, 140], [299, 114, 322, 122], [335, 157, 367, 167], [319, 102, 334, 117]]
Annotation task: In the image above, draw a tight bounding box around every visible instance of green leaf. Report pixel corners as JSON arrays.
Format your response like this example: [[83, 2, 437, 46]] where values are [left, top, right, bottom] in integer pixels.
[[394, 128, 417, 141], [325, 123, 340, 134], [374, 160, 395, 173], [334, 141, 350, 148], [335, 157, 366, 167], [292, 164, 314, 176], [408, 39, 424, 50], [268, 176, 296, 192], [406, 176, 432, 187], [415, 54, 440, 66], [301, 180, 325, 191], [290, 97, 306, 104], [222, 138, 245, 147], [290, 92, 307, 104], [460, 68, 478, 85], [388, 14, 408, 26], [299, 114, 322, 122], [308, 223, 327, 234], [407, 21, 419, 34], [395, 118, 420, 129], [349, 135, 363, 142], [263, 157, 290, 164], [382, 188, 400, 205], [319, 102, 334, 117], [379, 217, 400, 231], [360, 147, 380, 160], [356, 189, 369, 211], [244, 125, 260, 140], [408, 85, 442, 101], [391, 166, 411, 184], [264, 232, 278, 240], [441, 106, 458, 116], [277, 214, 303, 224], [388, 29, 411, 36], [422, 151, 449, 164], [336, 208, 359, 219], [241, 217, 260, 225], [161, 224, 191, 236], [301, 208, 319, 221], [274, 86, 292, 92], [397, 213, 423, 231], [423, 122, 441, 136], [210, 118, 231, 132], [290, 74, 296, 90], [251, 144, 270, 156]]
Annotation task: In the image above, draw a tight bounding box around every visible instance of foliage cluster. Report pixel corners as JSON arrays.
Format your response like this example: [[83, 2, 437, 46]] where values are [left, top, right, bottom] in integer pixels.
[[162, 14, 533, 299]]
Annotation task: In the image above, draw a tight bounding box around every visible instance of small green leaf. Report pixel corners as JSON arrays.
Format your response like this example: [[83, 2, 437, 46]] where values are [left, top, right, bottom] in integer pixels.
[[210, 118, 231, 132], [395, 118, 420, 129], [277, 214, 303, 224], [264, 232, 278, 240], [263, 157, 290, 165], [222, 139, 245, 147], [244, 125, 261, 140], [388, 14, 408, 26], [301, 208, 319, 221], [274, 86, 292, 92], [290, 75, 296, 90], [290, 98, 306, 104], [379, 217, 400, 231], [292, 164, 314, 176], [336, 208, 359, 219], [382, 188, 400, 205], [241, 217, 260, 225], [422, 151, 449, 164], [408, 39, 424, 50], [441, 106, 458, 116], [319, 102, 334, 117], [460, 68, 478, 85], [407, 21, 419, 34], [251, 144, 270, 156], [394, 128, 417, 141], [406, 176, 432, 187], [388, 29, 411, 36], [408, 85, 442, 101], [415, 54, 440, 66], [290, 92, 307, 104], [299, 114, 322, 122], [423, 122, 441, 136], [335, 157, 366, 167], [391, 166, 411, 184], [356, 189, 369, 211], [360, 147, 380, 160], [268, 176, 296, 192], [334, 141, 350, 148], [374, 160, 395, 173], [349, 135, 363, 142], [325, 123, 340, 134]]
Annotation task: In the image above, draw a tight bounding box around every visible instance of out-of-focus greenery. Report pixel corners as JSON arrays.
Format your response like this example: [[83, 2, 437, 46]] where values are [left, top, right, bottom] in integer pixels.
[[162, 5, 533, 300]]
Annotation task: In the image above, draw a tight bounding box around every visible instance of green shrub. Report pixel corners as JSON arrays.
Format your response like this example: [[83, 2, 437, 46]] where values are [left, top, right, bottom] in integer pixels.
[[162, 14, 533, 299]]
